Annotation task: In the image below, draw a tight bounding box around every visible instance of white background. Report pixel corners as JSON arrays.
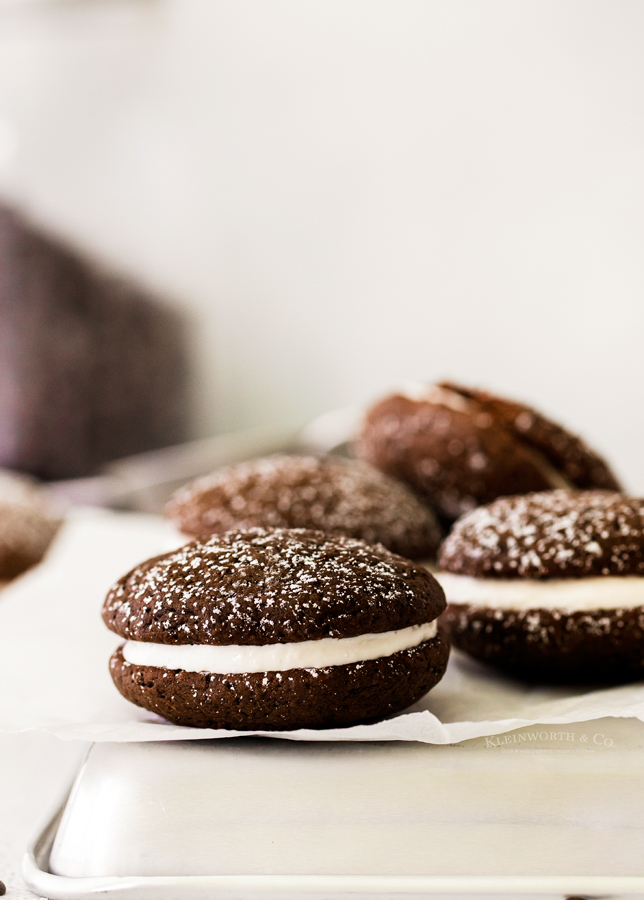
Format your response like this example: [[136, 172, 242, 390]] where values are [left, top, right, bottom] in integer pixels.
[[0, 0, 641, 487]]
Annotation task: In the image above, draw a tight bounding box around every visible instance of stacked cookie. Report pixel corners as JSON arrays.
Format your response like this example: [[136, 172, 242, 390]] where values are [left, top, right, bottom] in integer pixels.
[[357, 382, 620, 521], [103, 455, 449, 729], [358, 382, 644, 685]]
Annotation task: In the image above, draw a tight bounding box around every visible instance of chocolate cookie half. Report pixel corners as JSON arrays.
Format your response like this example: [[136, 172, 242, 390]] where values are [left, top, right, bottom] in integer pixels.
[[437, 490, 644, 683], [0, 471, 61, 580], [166, 455, 441, 560], [104, 527, 449, 729], [357, 383, 620, 521]]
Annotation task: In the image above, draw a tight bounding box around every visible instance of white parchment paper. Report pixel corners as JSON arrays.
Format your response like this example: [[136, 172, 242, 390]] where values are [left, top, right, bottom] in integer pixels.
[[2, 507, 644, 744]]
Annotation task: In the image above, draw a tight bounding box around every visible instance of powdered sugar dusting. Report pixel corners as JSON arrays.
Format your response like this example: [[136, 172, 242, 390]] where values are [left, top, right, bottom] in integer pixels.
[[103, 527, 444, 646], [166, 455, 441, 559], [440, 490, 644, 579]]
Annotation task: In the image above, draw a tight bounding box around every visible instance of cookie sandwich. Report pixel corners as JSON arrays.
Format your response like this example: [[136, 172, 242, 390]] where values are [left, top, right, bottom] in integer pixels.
[[166, 454, 442, 560], [438, 490, 644, 683], [103, 527, 449, 730], [0, 471, 61, 581], [357, 382, 620, 521]]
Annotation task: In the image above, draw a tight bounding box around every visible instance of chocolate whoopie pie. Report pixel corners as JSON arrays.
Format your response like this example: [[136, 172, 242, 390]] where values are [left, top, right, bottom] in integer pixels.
[[166, 455, 441, 560], [103, 527, 449, 730], [437, 490, 644, 683], [357, 383, 620, 521], [0, 471, 61, 580]]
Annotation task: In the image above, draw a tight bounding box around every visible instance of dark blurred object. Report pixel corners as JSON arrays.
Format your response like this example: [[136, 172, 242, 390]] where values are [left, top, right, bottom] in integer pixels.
[[0, 205, 190, 479]]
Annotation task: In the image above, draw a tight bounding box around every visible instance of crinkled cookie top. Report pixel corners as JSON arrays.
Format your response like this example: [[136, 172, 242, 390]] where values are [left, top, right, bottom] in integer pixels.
[[166, 455, 441, 560], [357, 383, 621, 521], [104, 526, 446, 645], [439, 490, 644, 579]]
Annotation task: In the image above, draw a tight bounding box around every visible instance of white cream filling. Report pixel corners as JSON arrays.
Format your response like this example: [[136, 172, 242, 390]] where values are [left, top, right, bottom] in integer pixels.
[[122, 620, 438, 674], [434, 570, 644, 612]]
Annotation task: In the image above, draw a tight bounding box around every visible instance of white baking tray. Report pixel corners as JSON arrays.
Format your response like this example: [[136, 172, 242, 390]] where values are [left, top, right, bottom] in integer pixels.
[[24, 722, 644, 899]]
